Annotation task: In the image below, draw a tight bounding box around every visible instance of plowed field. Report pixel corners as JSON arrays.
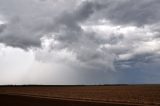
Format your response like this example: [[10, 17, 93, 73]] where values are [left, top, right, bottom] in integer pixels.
[[0, 85, 160, 106]]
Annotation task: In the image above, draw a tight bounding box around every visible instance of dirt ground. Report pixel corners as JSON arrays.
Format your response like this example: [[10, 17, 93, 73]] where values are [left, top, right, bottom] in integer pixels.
[[0, 94, 135, 106], [0, 85, 160, 106]]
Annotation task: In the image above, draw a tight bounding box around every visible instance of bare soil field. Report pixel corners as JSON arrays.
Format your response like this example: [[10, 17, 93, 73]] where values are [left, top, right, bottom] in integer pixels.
[[0, 85, 160, 106]]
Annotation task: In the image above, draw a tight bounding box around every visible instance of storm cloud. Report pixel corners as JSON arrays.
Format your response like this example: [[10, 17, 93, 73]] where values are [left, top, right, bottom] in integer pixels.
[[0, 0, 160, 84]]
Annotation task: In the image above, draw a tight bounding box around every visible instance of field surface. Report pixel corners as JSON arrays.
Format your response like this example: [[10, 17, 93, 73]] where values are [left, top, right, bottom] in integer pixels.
[[0, 85, 160, 106]]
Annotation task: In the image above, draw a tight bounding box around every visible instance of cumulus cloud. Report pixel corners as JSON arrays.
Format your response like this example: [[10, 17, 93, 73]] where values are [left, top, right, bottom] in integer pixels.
[[0, 0, 160, 84], [0, 0, 80, 49]]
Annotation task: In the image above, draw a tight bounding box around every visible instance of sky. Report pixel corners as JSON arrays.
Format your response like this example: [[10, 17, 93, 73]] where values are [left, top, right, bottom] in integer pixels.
[[0, 0, 160, 85]]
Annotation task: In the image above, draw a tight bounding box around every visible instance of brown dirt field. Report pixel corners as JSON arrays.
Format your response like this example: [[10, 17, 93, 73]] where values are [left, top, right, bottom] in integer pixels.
[[0, 94, 135, 106], [0, 85, 160, 106]]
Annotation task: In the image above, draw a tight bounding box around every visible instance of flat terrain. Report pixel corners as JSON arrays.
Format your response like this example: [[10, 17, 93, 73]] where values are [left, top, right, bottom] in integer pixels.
[[0, 85, 160, 106]]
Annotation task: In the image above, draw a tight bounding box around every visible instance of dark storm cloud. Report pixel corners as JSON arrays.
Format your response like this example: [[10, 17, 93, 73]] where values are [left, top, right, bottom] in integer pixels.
[[1, 0, 160, 48], [0, 0, 102, 49], [0, 18, 41, 49], [0, 24, 6, 33], [0, 0, 79, 49], [90, 0, 160, 26], [0, 0, 160, 84]]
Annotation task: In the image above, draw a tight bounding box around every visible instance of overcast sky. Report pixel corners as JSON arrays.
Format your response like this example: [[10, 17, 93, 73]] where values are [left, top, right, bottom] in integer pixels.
[[0, 0, 160, 85]]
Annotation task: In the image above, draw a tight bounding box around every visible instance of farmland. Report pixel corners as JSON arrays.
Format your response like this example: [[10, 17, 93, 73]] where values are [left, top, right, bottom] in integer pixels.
[[0, 85, 160, 106]]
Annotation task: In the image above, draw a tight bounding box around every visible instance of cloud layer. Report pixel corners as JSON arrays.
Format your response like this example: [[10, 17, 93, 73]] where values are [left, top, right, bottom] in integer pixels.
[[0, 0, 160, 84]]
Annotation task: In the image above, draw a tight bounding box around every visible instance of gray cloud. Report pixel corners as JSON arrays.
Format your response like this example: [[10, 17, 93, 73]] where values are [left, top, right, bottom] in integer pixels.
[[0, 24, 6, 33], [0, 0, 79, 49], [0, 0, 160, 84], [89, 0, 160, 26]]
